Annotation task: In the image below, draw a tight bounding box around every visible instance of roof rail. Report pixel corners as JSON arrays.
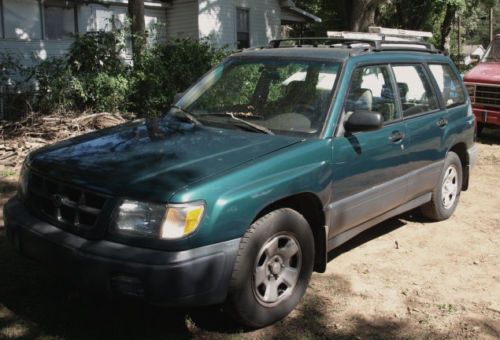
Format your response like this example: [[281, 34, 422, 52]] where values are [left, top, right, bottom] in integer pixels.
[[373, 40, 440, 54], [268, 37, 376, 48], [268, 37, 440, 54]]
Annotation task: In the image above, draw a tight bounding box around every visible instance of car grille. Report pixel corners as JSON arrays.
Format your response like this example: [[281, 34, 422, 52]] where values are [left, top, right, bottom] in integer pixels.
[[25, 171, 110, 237], [467, 84, 500, 109]]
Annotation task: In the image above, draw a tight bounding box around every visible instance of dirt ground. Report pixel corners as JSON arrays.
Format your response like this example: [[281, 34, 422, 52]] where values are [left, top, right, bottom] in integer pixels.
[[0, 128, 498, 340]]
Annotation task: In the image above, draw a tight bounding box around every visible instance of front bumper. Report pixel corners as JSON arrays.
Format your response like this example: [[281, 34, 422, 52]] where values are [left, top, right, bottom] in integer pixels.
[[4, 197, 240, 307], [473, 107, 500, 126]]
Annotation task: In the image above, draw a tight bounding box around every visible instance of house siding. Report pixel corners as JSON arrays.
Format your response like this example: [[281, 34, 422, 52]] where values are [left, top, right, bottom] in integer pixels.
[[0, 1, 167, 66], [198, 0, 282, 48], [165, 0, 199, 39]]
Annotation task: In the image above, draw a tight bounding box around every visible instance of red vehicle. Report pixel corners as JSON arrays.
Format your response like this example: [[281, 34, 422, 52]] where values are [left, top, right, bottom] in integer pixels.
[[464, 34, 500, 134]]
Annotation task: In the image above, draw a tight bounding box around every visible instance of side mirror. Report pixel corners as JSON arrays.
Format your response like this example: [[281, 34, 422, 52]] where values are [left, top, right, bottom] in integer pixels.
[[174, 91, 185, 103], [345, 110, 383, 133]]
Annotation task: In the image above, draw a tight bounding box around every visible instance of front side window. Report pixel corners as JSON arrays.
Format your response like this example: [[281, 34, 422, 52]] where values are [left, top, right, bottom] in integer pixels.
[[44, 0, 76, 40], [3, 0, 41, 40], [345, 65, 400, 123], [429, 64, 465, 107], [236, 8, 250, 49], [180, 58, 340, 137], [392, 64, 439, 117]]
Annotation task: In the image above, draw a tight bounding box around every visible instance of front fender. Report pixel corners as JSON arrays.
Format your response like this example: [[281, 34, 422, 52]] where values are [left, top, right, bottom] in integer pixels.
[[170, 139, 333, 248]]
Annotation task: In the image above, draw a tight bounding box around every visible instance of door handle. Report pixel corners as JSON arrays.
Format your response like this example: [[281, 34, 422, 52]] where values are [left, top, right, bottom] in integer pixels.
[[389, 131, 405, 142], [437, 118, 448, 128]]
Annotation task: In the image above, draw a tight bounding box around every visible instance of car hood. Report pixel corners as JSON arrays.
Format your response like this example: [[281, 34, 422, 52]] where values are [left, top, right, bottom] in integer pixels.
[[28, 117, 302, 202], [464, 62, 500, 85]]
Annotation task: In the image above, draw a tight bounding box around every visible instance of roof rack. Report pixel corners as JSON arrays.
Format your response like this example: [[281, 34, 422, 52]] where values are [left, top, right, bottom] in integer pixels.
[[268, 37, 375, 48], [268, 37, 440, 54]]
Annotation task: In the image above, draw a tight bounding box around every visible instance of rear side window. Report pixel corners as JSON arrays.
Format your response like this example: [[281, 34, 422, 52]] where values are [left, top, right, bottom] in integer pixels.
[[392, 65, 439, 117], [429, 64, 466, 107]]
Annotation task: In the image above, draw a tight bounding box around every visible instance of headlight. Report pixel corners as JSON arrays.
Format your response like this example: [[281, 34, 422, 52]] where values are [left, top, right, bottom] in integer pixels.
[[113, 200, 205, 240]]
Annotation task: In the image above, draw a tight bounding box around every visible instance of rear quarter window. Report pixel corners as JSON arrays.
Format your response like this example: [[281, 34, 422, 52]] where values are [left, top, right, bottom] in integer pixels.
[[429, 64, 466, 107]]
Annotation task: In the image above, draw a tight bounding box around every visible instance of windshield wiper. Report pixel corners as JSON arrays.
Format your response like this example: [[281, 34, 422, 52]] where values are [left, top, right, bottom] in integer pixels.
[[196, 111, 274, 134], [170, 106, 202, 126], [225, 112, 274, 135]]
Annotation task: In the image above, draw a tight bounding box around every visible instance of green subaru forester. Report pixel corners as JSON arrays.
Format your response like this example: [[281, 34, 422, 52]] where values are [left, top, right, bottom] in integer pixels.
[[4, 38, 478, 328]]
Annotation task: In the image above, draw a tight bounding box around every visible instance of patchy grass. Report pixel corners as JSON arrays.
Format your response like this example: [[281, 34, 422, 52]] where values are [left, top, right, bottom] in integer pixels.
[[1, 170, 16, 178]]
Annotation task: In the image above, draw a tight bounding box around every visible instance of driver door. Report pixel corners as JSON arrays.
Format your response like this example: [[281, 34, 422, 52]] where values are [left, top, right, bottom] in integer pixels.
[[328, 64, 409, 238]]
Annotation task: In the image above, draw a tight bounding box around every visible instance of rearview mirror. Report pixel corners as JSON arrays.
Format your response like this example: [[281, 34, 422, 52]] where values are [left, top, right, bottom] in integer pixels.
[[345, 110, 383, 133]]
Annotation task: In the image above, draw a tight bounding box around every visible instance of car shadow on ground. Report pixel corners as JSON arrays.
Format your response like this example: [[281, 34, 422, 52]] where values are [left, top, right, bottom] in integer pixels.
[[477, 127, 500, 145], [0, 211, 426, 339], [327, 212, 416, 261]]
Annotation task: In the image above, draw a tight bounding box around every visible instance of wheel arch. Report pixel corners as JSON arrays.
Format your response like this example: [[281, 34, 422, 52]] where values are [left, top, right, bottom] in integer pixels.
[[253, 192, 328, 273], [449, 142, 469, 191]]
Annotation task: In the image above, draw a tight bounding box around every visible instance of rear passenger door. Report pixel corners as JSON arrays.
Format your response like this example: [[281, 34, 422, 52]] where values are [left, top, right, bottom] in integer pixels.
[[329, 64, 408, 237], [391, 64, 446, 201]]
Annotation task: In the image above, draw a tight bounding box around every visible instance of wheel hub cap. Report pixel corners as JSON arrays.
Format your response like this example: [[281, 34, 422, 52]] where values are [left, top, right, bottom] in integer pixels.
[[253, 233, 302, 306], [441, 165, 458, 209]]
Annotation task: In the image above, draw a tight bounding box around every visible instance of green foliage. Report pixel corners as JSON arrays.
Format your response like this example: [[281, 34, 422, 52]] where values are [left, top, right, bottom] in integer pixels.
[[68, 31, 128, 75], [31, 31, 131, 114], [129, 37, 230, 115], [34, 57, 76, 113], [0, 53, 33, 119], [16, 32, 230, 116]]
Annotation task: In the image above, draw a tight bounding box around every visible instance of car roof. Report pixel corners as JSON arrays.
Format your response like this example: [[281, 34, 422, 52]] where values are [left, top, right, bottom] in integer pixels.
[[232, 46, 450, 64]]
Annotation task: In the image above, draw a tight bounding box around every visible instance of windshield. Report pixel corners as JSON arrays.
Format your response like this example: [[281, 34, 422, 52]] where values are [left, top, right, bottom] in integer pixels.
[[177, 58, 341, 137], [482, 39, 500, 62]]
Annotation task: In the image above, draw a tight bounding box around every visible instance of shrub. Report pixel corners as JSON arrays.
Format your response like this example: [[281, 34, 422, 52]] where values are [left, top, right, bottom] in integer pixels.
[[68, 31, 128, 76], [32, 31, 130, 113], [33, 57, 76, 113], [80, 73, 129, 112], [6, 31, 232, 117], [130, 37, 231, 115], [0, 53, 33, 119]]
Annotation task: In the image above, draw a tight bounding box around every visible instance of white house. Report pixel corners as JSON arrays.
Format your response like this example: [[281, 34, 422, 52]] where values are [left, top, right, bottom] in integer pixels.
[[0, 0, 320, 64]]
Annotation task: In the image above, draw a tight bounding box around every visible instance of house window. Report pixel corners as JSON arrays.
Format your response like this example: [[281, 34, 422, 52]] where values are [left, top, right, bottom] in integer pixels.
[[43, 0, 76, 40], [3, 0, 42, 40], [236, 8, 250, 49], [94, 6, 127, 31]]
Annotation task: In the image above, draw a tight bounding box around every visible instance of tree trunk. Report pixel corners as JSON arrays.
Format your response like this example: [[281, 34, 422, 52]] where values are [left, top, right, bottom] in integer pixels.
[[439, 4, 458, 52], [128, 0, 145, 33], [349, 0, 386, 32], [128, 0, 146, 62]]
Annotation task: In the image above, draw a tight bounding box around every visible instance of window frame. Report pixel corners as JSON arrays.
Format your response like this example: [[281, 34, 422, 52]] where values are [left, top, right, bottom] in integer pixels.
[[390, 62, 442, 120], [1, 0, 43, 40], [426, 62, 467, 109], [42, 0, 78, 40], [0, 0, 78, 41], [236, 7, 250, 49], [0, 0, 5, 39]]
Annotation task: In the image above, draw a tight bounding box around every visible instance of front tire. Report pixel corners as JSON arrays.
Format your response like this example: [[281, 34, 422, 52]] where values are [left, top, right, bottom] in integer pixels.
[[421, 151, 462, 221], [226, 208, 314, 328]]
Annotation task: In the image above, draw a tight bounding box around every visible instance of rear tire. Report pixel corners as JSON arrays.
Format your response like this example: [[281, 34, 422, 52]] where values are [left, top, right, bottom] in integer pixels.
[[421, 151, 462, 221], [476, 122, 484, 136], [226, 208, 314, 328]]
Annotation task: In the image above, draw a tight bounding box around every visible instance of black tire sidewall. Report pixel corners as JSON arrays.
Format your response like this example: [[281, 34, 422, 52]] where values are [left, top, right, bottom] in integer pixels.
[[227, 208, 315, 328]]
